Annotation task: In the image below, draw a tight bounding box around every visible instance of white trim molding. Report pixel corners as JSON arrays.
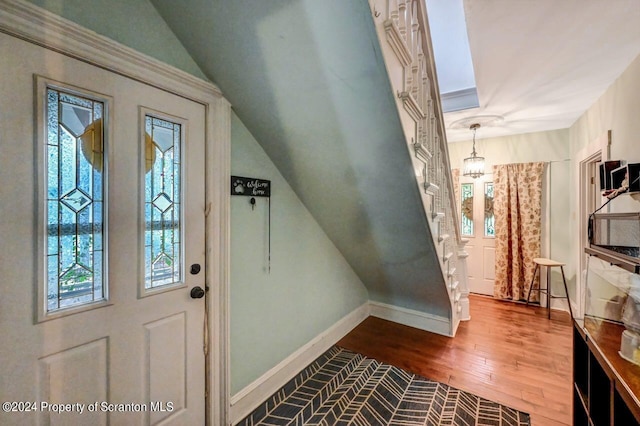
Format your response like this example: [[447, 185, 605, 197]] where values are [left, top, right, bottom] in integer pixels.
[[398, 91, 425, 123], [0, 1, 231, 424], [207, 96, 232, 425], [369, 301, 450, 337], [413, 141, 432, 164], [573, 130, 611, 320], [0, 0, 222, 101], [440, 87, 479, 113], [228, 299, 452, 423], [229, 303, 370, 424], [383, 19, 412, 67]]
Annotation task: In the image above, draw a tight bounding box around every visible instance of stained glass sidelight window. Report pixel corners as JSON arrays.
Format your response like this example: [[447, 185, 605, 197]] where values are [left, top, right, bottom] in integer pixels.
[[46, 88, 105, 312], [484, 182, 495, 237], [145, 116, 182, 289], [461, 183, 474, 236]]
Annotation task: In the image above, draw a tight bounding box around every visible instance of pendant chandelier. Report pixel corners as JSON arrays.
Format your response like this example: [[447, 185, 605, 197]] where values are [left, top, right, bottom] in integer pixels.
[[463, 123, 485, 178]]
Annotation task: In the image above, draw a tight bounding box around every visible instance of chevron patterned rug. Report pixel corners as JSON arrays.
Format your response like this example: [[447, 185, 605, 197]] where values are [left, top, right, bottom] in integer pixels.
[[238, 346, 530, 426]]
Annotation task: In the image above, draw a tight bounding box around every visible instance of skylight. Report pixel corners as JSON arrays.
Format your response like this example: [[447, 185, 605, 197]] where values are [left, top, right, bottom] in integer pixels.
[[425, 0, 479, 112]]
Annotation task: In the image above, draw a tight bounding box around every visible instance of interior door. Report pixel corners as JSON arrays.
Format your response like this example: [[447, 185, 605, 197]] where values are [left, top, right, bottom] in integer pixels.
[[460, 174, 496, 296], [0, 32, 206, 425]]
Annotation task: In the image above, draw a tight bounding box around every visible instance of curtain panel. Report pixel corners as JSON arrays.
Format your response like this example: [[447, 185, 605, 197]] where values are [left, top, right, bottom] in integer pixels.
[[493, 162, 545, 301]]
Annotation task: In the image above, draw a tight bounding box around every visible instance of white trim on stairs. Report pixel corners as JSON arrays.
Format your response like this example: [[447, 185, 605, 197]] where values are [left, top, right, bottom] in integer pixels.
[[383, 19, 412, 67]]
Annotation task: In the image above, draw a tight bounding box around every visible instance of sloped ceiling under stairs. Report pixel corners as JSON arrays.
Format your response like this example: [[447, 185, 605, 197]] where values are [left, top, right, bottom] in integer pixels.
[[151, 0, 451, 317]]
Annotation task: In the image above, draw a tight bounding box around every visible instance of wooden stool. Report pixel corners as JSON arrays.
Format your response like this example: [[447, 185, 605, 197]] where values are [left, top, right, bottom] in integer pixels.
[[525, 257, 573, 320]]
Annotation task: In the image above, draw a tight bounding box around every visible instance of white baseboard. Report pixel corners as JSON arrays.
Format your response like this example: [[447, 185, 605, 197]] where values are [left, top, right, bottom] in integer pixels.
[[229, 302, 370, 424], [369, 301, 451, 336], [550, 298, 577, 317]]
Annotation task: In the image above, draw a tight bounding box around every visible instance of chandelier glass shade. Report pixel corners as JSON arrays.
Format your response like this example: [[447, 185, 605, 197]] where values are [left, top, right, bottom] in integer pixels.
[[462, 123, 485, 178]]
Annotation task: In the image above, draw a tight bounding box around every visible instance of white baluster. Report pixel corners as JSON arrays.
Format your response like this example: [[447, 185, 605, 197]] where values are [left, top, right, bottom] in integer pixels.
[[431, 112, 436, 155], [410, 2, 420, 99], [389, 0, 398, 26], [436, 150, 442, 210], [398, 0, 407, 41], [396, 0, 412, 92], [423, 72, 430, 116], [417, 43, 426, 111]]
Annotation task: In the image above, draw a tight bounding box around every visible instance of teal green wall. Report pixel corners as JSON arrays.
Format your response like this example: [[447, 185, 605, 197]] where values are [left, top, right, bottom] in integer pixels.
[[25, 0, 208, 79], [230, 111, 368, 394]]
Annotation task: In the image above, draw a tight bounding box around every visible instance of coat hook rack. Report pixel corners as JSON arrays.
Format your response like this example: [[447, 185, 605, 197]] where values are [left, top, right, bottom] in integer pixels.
[[231, 176, 272, 273]]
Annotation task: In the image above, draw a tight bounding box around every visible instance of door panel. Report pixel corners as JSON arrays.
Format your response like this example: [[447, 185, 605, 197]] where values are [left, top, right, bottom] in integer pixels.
[[483, 246, 496, 281], [460, 174, 496, 296], [0, 33, 205, 425]]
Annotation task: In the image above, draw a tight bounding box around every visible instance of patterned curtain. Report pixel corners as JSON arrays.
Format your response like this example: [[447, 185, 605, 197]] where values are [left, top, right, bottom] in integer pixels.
[[493, 162, 545, 301]]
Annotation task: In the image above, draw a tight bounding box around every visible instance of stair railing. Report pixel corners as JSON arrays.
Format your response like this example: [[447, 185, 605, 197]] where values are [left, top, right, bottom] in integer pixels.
[[371, 0, 471, 334]]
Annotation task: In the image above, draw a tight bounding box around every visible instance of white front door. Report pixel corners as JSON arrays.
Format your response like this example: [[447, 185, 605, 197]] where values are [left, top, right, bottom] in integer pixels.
[[0, 32, 206, 425], [459, 174, 496, 296]]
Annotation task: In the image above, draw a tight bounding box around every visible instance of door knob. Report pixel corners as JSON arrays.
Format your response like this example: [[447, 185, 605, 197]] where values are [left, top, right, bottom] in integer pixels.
[[190, 286, 205, 299]]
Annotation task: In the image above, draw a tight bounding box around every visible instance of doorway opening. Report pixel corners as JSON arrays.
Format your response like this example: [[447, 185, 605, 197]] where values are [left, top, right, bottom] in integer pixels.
[[575, 130, 611, 318]]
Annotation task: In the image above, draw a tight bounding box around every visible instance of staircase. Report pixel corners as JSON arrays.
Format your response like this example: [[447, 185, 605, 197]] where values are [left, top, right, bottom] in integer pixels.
[[151, 0, 470, 336], [369, 0, 471, 333]]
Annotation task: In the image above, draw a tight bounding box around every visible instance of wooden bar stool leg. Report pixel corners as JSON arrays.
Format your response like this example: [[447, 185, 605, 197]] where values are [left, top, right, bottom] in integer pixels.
[[560, 266, 573, 320], [526, 264, 539, 305]]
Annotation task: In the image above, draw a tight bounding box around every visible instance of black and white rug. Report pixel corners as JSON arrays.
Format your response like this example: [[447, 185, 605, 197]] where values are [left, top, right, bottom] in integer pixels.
[[238, 346, 530, 426]]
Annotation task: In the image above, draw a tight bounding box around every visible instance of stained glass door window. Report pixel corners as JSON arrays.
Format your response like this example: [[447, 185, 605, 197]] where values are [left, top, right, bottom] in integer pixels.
[[461, 183, 474, 236], [484, 182, 495, 237], [46, 88, 106, 312], [144, 116, 182, 289]]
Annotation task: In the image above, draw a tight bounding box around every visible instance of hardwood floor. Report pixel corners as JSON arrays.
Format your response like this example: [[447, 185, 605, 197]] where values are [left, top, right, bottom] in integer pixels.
[[337, 294, 573, 426]]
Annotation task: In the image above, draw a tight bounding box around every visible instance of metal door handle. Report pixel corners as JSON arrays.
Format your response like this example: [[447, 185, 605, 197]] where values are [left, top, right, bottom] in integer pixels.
[[190, 286, 205, 299]]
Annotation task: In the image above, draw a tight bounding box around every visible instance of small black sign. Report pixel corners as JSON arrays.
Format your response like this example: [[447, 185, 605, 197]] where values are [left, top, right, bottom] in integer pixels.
[[231, 176, 271, 197]]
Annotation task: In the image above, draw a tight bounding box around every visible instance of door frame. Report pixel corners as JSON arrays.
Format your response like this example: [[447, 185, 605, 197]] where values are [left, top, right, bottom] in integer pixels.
[[573, 130, 610, 319], [458, 173, 496, 296], [0, 1, 231, 424]]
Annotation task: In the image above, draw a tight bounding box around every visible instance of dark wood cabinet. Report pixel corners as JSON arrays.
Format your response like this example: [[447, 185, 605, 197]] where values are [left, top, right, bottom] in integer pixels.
[[573, 319, 640, 425]]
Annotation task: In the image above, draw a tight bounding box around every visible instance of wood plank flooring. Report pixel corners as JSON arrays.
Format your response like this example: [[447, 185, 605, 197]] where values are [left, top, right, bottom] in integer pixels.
[[337, 295, 573, 426]]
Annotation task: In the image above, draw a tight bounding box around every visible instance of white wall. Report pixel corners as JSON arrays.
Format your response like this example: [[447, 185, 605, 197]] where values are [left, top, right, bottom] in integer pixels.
[[448, 128, 569, 170], [570, 53, 640, 214], [230, 111, 368, 395], [569, 53, 640, 314]]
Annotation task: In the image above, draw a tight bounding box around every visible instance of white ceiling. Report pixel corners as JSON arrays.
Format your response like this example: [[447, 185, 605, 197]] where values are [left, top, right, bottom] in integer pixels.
[[437, 0, 640, 142]]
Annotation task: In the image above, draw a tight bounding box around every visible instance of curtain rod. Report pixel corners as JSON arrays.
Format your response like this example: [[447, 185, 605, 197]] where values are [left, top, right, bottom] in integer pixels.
[[547, 159, 571, 163]]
